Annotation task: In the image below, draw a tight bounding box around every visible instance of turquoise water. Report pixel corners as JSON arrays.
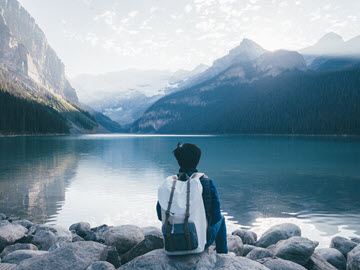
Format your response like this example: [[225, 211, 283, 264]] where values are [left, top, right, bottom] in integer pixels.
[[0, 134, 359, 247]]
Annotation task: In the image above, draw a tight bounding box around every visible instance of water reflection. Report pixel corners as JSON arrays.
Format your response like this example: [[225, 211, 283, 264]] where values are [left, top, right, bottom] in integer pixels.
[[0, 135, 359, 247]]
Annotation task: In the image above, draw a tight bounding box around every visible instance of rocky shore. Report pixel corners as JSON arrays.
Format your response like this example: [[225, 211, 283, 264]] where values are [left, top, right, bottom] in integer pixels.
[[0, 213, 359, 270]]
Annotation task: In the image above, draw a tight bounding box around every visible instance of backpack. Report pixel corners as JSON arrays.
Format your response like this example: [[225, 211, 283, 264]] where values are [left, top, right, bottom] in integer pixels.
[[158, 173, 207, 255]]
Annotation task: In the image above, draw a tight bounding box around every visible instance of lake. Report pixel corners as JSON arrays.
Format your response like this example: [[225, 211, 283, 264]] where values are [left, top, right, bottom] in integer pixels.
[[0, 134, 359, 247]]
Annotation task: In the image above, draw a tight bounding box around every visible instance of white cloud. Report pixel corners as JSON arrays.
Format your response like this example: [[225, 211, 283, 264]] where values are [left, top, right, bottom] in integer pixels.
[[128, 10, 138, 18], [185, 4, 193, 13]]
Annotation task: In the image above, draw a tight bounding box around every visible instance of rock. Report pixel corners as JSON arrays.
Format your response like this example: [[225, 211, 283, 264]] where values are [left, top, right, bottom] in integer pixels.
[[227, 235, 244, 256], [71, 231, 85, 242], [304, 253, 337, 270], [121, 234, 163, 264], [330, 236, 357, 257], [315, 248, 346, 270], [106, 246, 121, 268], [246, 247, 272, 260], [84, 225, 112, 243], [348, 244, 360, 260], [0, 220, 10, 227], [243, 244, 256, 256], [256, 223, 301, 248], [15, 241, 108, 270], [258, 257, 307, 270], [267, 244, 277, 254], [118, 248, 269, 270], [0, 213, 6, 220], [347, 252, 360, 270], [142, 227, 163, 238], [69, 222, 91, 238], [12, 220, 34, 229], [351, 237, 360, 244], [273, 236, 318, 265], [48, 241, 68, 252], [0, 243, 38, 258], [2, 250, 48, 264], [86, 261, 115, 270], [0, 224, 28, 252], [232, 229, 257, 245], [104, 225, 144, 254], [31, 225, 72, 250]]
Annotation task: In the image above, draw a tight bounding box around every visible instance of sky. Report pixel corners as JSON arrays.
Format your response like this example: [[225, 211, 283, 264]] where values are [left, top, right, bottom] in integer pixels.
[[19, 0, 360, 77]]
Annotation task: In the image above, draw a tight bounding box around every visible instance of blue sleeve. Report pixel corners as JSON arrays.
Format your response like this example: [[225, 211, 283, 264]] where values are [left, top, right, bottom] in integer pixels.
[[156, 201, 162, 221], [209, 179, 222, 225]]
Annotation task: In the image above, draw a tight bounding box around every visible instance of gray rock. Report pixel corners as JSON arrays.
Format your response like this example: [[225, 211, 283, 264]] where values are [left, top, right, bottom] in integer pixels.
[[15, 241, 108, 270], [258, 257, 306, 270], [315, 248, 346, 270], [232, 229, 257, 245], [2, 250, 48, 264], [12, 220, 34, 229], [48, 241, 68, 252], [267, 244, 277, 254], [84, 225, 112, 243], [0, 243, 38, 258], [304, 253, 337, 270], [121, 234, 163, 264], [227, 235, 244, 256], [243, 244, 256, 256], [0, 213, 6, 220], [141, 226, 163, 238], [0, 224, 28, 252], [348, 244, 360, 260], [0, 220, 10, 227], [104, 225, 144, 254], [69, 222, 91, 238], [246, 247, 272, 260], [31, 225, 72, 250], [351, 237, 360, 244], [106, 246, 121, 268], [118, 248, 269, 270], [256, 223, 301, 248], [71, 231, 85, 242], [273, 236, 318, 265], [86, 261, 115, 270], [330, 236, 357, 257], [347, 252, 360, 270]]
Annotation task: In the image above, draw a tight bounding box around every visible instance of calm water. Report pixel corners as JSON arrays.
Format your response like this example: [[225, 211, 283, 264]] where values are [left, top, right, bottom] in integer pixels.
[[0, 134, 359, 247]]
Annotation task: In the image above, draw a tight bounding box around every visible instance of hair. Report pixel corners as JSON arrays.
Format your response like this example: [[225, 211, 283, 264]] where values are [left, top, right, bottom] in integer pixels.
[[173, 142, 202, 169]]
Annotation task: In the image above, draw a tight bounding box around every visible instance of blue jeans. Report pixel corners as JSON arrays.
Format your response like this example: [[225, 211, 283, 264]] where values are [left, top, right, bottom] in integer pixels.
[[205, 215, 228, 253]]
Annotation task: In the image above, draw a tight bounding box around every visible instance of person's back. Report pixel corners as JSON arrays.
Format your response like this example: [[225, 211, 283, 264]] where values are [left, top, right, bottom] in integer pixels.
[[156, 143, 228, 254]]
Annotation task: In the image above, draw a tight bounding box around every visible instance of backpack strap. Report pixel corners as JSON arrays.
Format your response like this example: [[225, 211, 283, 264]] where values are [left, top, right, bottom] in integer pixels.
[[164, 178, 177, 251], [184, 178, 192, 250], [200, 175, 212, 225]]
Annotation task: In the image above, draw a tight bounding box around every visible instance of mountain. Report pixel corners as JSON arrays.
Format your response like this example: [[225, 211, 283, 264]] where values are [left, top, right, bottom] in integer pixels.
[[0, 0, 120, 134], [131, 65, 360, 135], [300, 32, 345, 56], [71, 65, 209, 126]]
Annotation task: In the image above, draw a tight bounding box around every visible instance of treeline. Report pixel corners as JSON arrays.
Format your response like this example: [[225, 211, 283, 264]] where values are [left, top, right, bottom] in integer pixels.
[[134, 65, 360, 135]]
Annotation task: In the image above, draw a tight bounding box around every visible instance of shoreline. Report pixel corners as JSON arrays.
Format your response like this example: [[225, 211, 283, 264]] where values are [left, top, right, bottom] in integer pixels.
[[0, 213, 359, 269]]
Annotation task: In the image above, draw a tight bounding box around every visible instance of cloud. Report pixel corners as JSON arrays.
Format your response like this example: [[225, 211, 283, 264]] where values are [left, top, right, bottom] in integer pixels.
[[185, 4, 193, 13], [128, 11, 138, 18]]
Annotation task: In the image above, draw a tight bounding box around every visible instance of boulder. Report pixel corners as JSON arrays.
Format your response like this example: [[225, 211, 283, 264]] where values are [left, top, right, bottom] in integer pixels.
[[106, 246, 121, 268], [232, 229, 257, 245], [142, 227, 162, 238], [2, 250, 48, 264], [258, 257, 307, 270], [227, 235, 244, 256], [256, 223, 301, 248], [86, 261, 115, 270], [347, 252, 360, 270], [351, 237, 360, 244], [266, 244, 277, 254], [118, 248, 270, 270], [12, 220, 34, 229], [330, 236, 357, 257], [243, 244, 256, 256], [104, 225, 144, 254], [121, 234, 163, 264], [348, 244, 360, 261], [0, 213, 6, 220], [304, 253, 337, 270], [48, 241, 68, 252], [69, 222, 91, 238], [84, 225, 112, 243], [0, 224, 28, 252], [246, 247, 272, 260], [0, 220, 10, 227], [315, 248, 346, 270], [71, 231, 85, 242], [0, 243, 38, 258], [273, 236, 318, 265], [31, 225, 72, 250], [15, 241, 108, 270]]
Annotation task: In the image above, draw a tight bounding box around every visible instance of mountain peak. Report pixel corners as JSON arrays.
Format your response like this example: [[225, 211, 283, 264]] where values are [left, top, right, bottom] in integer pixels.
[[229, 38, 266, 56], [317, 32, 344, 45]]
